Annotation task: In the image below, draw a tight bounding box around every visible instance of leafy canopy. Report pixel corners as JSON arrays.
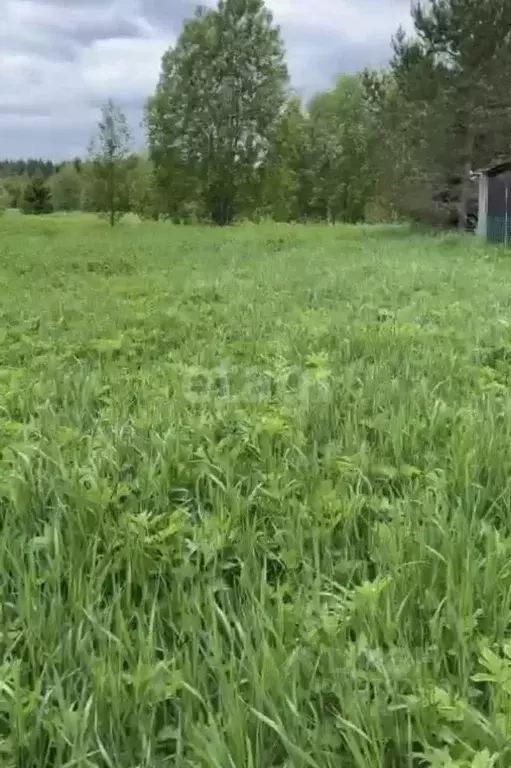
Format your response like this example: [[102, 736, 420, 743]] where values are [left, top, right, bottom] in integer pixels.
[[146, 0, 289, 225]]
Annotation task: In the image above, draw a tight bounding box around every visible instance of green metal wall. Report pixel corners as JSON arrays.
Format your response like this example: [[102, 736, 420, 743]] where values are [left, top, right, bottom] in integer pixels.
[[487, 215, 511, 245]]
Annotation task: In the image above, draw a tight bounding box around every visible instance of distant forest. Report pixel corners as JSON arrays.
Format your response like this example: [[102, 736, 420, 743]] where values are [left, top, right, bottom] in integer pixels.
[[0, 159, 67, 179]]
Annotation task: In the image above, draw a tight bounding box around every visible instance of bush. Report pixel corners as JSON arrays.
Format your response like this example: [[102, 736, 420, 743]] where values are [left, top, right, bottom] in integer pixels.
[[21, 174, 53, 215]]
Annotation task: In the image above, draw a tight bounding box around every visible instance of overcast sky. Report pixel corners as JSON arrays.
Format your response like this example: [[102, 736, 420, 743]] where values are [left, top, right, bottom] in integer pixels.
[[1, 0, 414, 160]]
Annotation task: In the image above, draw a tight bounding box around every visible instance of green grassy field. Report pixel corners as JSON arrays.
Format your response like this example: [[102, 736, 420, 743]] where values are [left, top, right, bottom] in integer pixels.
[[1, 214, 511, 767]]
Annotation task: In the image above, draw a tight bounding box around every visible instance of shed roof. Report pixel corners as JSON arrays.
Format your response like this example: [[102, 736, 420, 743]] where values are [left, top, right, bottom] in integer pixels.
[[475, 159, 511, 177]]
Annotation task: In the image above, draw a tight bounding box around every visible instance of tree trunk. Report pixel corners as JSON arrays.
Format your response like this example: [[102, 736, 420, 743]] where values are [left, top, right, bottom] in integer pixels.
[[458, 126, 474, 232], [108, 161, 115, 227]]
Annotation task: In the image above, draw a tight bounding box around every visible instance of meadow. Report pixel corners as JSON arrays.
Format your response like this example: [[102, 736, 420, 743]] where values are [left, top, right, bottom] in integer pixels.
[[1, 213, 511, 767]]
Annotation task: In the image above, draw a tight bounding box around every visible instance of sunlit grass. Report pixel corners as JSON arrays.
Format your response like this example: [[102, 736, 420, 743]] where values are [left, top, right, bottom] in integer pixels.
[[0, 216, 510, 766]]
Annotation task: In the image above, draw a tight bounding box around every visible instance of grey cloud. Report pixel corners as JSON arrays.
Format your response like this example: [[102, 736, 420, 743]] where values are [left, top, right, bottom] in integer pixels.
[[142, 0, 198, 29], [0, 105, 144, 158], [42, 0, 111, 4], [0, 0, 413, 158], [283, 26, 399, 96], [66, 17, 147, 47], [0, 37, 76, 63], [0, 22, 143, 65], [0, 124, 88, 160], [1, 1, 151, 63], [0, 103, 54, 117], [327, 39, 398, 85]]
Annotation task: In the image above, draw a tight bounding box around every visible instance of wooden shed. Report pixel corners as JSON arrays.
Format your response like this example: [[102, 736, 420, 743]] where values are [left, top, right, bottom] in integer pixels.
[[475, 159, 511, 244]]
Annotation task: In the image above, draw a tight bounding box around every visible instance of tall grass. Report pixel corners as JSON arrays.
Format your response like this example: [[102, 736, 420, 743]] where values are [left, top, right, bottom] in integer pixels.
[[0, 215, 510, 766]]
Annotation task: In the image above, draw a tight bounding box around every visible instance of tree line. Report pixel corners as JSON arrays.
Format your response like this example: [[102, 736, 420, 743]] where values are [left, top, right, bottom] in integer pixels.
[[2, 0, 511, 228]]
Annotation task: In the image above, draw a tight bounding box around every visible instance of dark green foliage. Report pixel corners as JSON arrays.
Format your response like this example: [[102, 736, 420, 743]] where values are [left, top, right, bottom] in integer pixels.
[[21, 174, 53, 215], [0, 158, 55, 178], [387, 0, 511, 228]]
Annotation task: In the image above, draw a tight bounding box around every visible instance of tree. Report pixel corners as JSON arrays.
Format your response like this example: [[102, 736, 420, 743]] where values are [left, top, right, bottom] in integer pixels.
[[2, 175, 27, 209], [261, 96, 310, 221], [88, 99, 133, 226], [361, 67, 426, 221], [51, 162, 83, 212], [306, 75, 373, 223], [129, 154, 161, 220], [147, 0, 289, 225], [21, 174, 52, 215], [391, 0, 511, 228], [0, 184, 9, 214]]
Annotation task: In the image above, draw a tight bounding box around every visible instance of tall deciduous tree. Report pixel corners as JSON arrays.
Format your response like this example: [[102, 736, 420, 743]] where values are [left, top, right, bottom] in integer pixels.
[[146, 0, 289, 225], [261, 96, 310, 221], [361, 66, 433, 222], [88, 100, 132, 226], [307, 75, 373, 223]]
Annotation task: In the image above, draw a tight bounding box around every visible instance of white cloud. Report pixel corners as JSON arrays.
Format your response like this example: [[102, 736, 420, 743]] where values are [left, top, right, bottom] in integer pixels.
[[80, 37, 172, 103], [267, 0, 412, 43]]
